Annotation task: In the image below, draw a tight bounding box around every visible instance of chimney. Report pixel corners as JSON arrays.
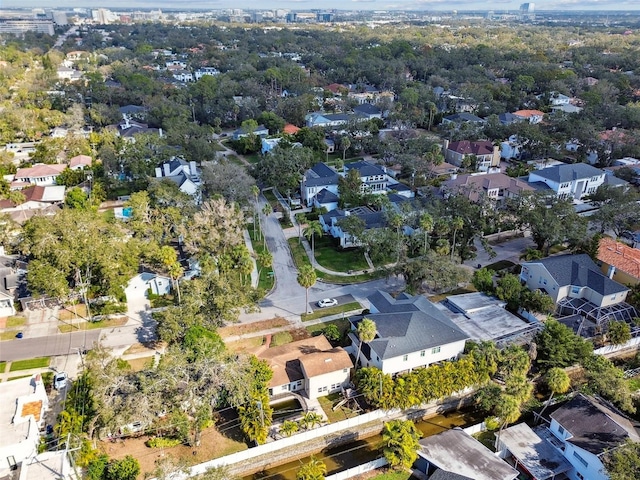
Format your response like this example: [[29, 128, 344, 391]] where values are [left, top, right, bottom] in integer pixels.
[[155, 167, 162, 178], [189, 161, 197, 176], [163, 163, 170, 176], [443, 139, 449, 151], [607, 265, 616, 279]]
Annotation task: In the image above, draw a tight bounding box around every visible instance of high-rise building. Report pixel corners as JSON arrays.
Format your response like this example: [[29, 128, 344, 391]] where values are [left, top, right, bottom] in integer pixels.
[[52, 11, 69, 26], [0, 19, 54, 35], [520, 3, 535, 21]]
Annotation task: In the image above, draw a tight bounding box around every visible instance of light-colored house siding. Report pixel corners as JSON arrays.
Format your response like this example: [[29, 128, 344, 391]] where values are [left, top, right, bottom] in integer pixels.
[[520, 264, 560, 302], [377, 339, 467, 375], [305, 369, 350, 400]]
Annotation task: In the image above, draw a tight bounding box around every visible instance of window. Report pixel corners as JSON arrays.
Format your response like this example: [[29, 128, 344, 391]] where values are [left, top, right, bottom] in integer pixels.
[[573, 451, 588, 468], [576, 473, 584, 480], [557, 425, 565, 436], [420, 350, 426, 357], [610, 294, 617, 301], [432, 346, 441, 354], [343, 368, 348, 373], [571, 286, 580, 294], [318, 387, 323, 393], [403, 355, 408, 362]]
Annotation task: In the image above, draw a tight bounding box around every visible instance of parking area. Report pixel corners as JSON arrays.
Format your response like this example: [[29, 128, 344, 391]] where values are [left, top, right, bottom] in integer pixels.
[[310, 294, 356, 312]]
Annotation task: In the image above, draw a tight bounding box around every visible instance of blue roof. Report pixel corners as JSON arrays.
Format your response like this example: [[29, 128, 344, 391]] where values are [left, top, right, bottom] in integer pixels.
[[346, 160, 386, 177], [315, 188, 339, 204], [303, 163, 340, 188]]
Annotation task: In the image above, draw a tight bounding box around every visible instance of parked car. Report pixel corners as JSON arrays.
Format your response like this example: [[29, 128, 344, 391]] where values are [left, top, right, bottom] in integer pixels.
[[53, 372, 68, 390], [317, 298, 338, 308]]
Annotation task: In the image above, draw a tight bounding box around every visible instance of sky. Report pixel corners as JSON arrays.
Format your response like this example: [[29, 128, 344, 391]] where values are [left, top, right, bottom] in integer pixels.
[[3, 0, 640, 11]]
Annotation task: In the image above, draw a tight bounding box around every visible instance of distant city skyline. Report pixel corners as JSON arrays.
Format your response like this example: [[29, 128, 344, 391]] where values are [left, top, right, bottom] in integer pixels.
[[2, 0, 640, 12]]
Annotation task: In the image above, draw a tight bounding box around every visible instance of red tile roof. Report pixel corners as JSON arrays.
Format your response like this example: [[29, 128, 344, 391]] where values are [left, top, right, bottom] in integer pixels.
[[283, 124, 300, 135], [446, 140, 494, 156], [597, 237, 640, 280]]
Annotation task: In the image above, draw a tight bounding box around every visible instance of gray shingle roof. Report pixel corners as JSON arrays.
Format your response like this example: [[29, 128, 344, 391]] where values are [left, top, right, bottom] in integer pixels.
[[550, 394, 640, 455], [358, 291, 468, 359], [303, 163, 340, 188], [346, 160, 386, 177], [314, 188, 339, 204], [353, 103, 381, 115], [532, 163, 604, 183], [443, 113, 485, 124], [528, 254, 628, 296]]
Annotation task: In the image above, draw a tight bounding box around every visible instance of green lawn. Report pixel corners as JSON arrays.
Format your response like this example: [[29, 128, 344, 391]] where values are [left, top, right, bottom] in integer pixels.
[[628, 377, 640, 391], [263, 190, 280, 211], [248, 224, 275, 293], [301, 301, 363, 322], [306, 318, 352, 337], [317, 393, 361, 423], [0, 362, 6, 373], [288, 238, 384, 284], [244, 153, 261, 164], [313, 236, 369, 273], [5, 316, 26, 328], [9, 357, 50, 372], [58, 316, 128, 333], [270, 331, 293, 347]]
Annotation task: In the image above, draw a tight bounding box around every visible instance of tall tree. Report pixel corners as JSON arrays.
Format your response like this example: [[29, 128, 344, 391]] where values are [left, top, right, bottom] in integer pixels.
[[605, 439, 640, 480], [355, 318, 377, 368], [296, 456, 327, 480], [297, 265, 316, 314], [303, 221, 323, 260], [537, 367, 571, 422], [380, 420, 422, 470]]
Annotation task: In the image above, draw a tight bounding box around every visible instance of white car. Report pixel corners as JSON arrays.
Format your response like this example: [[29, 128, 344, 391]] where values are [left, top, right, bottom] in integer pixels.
[[53, 372, 68, 390], [317, 298, 338, 308]]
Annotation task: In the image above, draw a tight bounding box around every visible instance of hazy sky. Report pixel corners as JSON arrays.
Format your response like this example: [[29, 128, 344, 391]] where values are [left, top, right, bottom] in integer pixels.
[[3, 0, 640, 10]]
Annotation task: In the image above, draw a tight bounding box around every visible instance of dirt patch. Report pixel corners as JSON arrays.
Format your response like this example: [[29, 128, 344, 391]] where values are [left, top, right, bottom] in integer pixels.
[[289, 328, 311, 342], [124, 343, 164, 355], [0, 317, 6, 328], [226, 336, 265, 354], [218, 317, 288, 339], [101, 424, 247, 478]]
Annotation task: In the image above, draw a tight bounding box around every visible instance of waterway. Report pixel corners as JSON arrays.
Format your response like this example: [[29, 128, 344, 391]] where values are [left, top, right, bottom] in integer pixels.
[[244, 407, 484, 480]]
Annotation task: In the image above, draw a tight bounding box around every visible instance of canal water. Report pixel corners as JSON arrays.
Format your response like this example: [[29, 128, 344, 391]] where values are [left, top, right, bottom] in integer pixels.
[[244, 407, 484, 480]]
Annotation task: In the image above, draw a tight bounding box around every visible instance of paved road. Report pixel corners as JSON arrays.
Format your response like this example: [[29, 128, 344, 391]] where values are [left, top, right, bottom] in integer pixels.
[[0, 330, 101, 362]]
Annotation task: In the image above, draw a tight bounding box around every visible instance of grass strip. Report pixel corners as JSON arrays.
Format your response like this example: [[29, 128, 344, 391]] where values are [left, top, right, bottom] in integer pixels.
[[9, 357, 50, 372], [301, 302, 363, 322]]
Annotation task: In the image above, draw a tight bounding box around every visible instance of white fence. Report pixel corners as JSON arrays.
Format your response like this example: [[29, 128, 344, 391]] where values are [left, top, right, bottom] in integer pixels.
[[594, 336, 640, 356], [183, 409, 401, 478], [325, 458, 388, 480], [462, 421, 486, 436]]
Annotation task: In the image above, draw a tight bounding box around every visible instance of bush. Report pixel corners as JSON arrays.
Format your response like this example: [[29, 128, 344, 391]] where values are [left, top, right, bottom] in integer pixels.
[[146, 437, 182, 448], [92, 302, 127, 316]]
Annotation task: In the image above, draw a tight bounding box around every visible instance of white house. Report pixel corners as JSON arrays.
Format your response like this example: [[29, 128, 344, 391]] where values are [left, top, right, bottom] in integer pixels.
[[300, 163, 340, 207], [320, 206, 386, 248], [194, 67, 220, 80], [0, 374, 49, 477], [13, 164, 66, 187], [344, 160, 389, 194], [499, 395, 640, 480], [232, 124, 269, 140], [136, 272, 172, 296], [500, 135, 523, 160], [513, 109, 545, 124], [349, 291, 469, 376], [154, 157, 200, 198], [257, 336, 353, 400], [527, 163, 606, 200]]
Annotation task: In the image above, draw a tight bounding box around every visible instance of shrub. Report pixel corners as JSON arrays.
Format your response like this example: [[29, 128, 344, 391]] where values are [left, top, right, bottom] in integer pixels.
[[146, 437, 182, 448]]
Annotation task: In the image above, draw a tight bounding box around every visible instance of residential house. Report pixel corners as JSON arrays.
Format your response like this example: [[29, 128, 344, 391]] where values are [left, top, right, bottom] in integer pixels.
[[261, 137, 302, 155], [497, 423, 573, 480], [441, 112, 485, 128], [172, 70, 194, 83], [130, 272, 172, 297], [232, 124, 269, 140], [194, 67, 220, 80], [500, 135, 523, 160], [305, 112, 364, 128], [513, 109, 545, 124], [500, 394, 640, 480], [257, 335, 352, 400], [547, 394, 640, 480], [416, 429, 519, 480], [154, 157, 200, 198], [283, 124, 301, 135], [301, 163, 340, 207], [443, 140, 500, 172], [520, 254, 636, 325], [353, 103, 383, 120], [68, 154, 92, 171], [320, 206, 386, 248], [56, 66, 82, 82], [498, 112, 522, 125], [0, 375, 49, 477], [109, 118, 161, 140], [12, 164, 66, 187], [441, 172, 534, 203], [597, 237, 640, 286], [312, 189, 339, 211], [551, 104, 583, 114], [344, 160, 389, 194], [527, 163, 606, 200], [118, 105, 146, 120], [348, 290, 469, 375]]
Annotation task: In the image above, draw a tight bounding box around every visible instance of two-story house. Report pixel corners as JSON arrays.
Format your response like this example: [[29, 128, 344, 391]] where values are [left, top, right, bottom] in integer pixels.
[[501, 395, 640, 480], [257, 335, 353, 400], [154, 157, 200, 198], [344, 160, 389, 194], [443, 140, 500, 172], [320, 206, 386, 248], [349, 291, 469, 376], [521, 254, 635, 326], [441, 172, 534, 203], [527, 163, 606, 200], [300, 163, 340, 207]]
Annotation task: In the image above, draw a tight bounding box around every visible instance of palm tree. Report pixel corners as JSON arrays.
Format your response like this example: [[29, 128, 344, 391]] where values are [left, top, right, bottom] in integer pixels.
[[261, 203, 272, 248], [280, 420, 299, 437], [380, 420, 422, 470], [252, 185, 260, 239], [256, 250, 273, 279], [450, 216, 464, 260], [300, 411, 324, 430], [355, 318, 377, 368], [340, 136, 351, 161], [297, 265, 316, 313], [296, 456, 327, 480], [494, 394, 521, 450], [303, 221, 323, 260], [536, 367, 571, 423], [419, 212, 434, 256]]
